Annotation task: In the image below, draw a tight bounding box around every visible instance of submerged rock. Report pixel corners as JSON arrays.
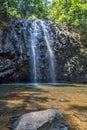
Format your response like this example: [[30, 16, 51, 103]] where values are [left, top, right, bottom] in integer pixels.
[[12, 109, 68, 130], [59, 98, 70, 102]]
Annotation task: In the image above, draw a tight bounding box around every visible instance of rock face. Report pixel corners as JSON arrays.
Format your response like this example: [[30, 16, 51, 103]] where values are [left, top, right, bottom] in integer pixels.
[[0, 19, 86, 83], [12, 109, 68, 130]]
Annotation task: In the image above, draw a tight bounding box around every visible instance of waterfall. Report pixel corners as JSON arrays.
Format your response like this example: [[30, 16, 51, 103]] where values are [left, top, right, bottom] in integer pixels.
[[1, 19, 80, 83], [30, 21, 38, 82], [40, 20, 56, 83], [3, 19, 56, 83], [29, 20, 56, 83]]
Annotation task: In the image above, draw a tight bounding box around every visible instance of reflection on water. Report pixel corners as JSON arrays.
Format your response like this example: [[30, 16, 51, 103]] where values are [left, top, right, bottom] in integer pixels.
[[0, 83, 66, 86]]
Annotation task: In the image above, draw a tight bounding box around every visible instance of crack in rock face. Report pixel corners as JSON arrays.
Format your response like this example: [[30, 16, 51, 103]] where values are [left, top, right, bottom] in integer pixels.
[[12, 109, 68, 130]]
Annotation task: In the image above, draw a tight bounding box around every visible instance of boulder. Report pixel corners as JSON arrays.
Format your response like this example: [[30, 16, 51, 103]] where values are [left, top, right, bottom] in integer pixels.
[[12, 109, 68, 130]]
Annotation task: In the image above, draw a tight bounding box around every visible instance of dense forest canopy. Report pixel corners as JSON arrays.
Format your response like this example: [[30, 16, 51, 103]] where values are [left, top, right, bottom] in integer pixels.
[[0, 0, 87, 45]]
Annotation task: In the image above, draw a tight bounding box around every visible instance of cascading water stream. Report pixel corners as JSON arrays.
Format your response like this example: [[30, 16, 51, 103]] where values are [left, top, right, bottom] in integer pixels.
[[10, 19, 56, 83], [29, 20, 56, 83], [30, 21, 37, 82], [40, 20, 56, 83]]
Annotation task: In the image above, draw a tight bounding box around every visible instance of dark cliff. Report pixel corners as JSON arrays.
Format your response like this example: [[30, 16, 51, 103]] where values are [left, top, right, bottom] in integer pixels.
[[0, 19, 87, 83]]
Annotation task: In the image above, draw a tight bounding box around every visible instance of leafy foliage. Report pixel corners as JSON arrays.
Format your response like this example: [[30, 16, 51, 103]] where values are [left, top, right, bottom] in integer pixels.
[[0, 0, 87, 45], [0, 0, 9, 20], [0, 0, 49, 20], [48, 0, 87, 45]]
